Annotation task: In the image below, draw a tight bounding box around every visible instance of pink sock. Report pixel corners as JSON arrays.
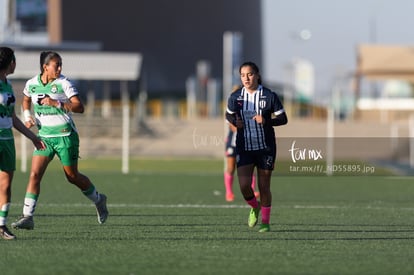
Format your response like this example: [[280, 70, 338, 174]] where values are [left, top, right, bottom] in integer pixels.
[[261, 206, 271, 224], [251, 174, 256, 190], [246, 197, 259, 209], [224, 172, 234, 195]]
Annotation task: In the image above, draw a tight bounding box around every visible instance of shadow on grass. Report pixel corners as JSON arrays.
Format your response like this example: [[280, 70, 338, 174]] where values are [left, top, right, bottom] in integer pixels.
[[17, 218, 414, 242]]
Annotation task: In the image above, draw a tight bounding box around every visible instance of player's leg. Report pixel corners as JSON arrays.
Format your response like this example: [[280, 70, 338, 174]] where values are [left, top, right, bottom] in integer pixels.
[[257, 168, 272, 232], [59, 132, 108, 224], [237, 152, 260, 228], [255, 148, 276, 233], [251, 170, 259, 198], [224, 134, 237, 202], [0, 169, 16, 239], [224, 155, 236, 202], [63, 164, 108, 224], [0, 142, 17, 238], [237, 164, 257, 200], [256, 168, 272, 207], [12, 154, 50, 230]]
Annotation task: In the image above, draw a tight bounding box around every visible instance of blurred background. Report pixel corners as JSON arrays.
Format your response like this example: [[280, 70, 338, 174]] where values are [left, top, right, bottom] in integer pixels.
[[2, 0, 414, 174]]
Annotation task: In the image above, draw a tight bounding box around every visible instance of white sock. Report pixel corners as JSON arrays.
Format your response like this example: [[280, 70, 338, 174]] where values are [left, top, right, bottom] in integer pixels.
[[0, 203, 10, 226], [82, 184, 100, 203], [23, 193, 38, 217]]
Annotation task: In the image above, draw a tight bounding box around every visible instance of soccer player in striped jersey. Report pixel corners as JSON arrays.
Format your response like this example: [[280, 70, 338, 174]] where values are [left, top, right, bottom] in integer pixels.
[[12, 51, 108, 230], [226, 62, 287, 232], [0, 47, 45, 240]]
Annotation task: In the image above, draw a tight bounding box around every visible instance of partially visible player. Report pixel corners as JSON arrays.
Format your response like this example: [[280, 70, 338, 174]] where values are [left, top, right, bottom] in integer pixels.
[[224, 122, 259, 202], [0, 47, 45, 240], [12, 51, 108, 230], [226, 61, 287, 232]]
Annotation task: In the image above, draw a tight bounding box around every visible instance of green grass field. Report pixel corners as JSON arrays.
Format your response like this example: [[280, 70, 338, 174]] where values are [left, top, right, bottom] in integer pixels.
[[2, 158, 414, 275]]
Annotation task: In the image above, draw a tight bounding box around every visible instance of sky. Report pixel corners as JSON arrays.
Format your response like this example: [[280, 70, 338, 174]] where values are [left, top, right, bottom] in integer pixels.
[[262, 0, 414, 103]]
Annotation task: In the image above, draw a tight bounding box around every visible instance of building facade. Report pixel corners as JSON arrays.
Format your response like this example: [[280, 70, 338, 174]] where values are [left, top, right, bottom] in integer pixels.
[[59, 0, 262, 97]]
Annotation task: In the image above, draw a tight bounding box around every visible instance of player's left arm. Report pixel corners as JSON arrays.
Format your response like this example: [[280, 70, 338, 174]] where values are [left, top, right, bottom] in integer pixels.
[[46, 94, 83, 113], [61, 95, 84, 113], [269, 92, 288, 126], [56, 78, 84, 113], [270, 110, 287, 126]]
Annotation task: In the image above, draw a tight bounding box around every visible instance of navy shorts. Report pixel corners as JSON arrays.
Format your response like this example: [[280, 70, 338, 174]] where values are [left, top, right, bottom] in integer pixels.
[[236, 146, 276, 170]]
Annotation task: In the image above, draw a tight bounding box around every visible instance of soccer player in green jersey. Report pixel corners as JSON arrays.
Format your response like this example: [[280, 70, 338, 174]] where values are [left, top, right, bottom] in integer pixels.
[[12, 51, 108, 230], [0, 47, 45, 240]]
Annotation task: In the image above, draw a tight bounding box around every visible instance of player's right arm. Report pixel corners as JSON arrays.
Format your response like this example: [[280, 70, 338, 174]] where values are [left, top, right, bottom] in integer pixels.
[[226, 111, 243, 129], [22, 94, 35, 128], [225, 93, 243, 129], [229, 122, 237, 133]]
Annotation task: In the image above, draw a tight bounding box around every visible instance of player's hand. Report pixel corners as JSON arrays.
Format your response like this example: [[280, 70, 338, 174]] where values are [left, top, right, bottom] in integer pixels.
[[33, 138, 46, 150], [253, 115, 265, 124], [24, 117, 36, 128], [38, 94, 53, 106]]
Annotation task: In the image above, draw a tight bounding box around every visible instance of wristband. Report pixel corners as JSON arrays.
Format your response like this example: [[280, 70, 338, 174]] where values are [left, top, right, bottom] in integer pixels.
[[56, 100, 62, 109], [23, 109, 32, 122]]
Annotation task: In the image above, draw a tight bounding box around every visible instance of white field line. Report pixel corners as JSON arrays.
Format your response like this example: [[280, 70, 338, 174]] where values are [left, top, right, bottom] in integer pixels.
[[9, 203, 414, 211]]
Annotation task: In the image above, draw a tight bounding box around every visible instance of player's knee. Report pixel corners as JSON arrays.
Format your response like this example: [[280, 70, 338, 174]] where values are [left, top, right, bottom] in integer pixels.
[[29, 171, 42, 182]]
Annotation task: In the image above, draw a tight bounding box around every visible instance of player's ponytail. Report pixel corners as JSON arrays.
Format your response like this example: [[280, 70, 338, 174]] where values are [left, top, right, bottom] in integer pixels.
[[0, 47, 15, 71]]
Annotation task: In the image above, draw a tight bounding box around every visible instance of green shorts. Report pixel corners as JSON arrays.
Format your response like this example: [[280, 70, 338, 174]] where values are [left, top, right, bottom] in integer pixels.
[[0, 139, 16, 171], [34, 131, 80, 166]]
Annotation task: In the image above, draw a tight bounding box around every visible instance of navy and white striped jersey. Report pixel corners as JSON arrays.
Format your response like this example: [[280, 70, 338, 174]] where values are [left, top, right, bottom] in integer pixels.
[[226, 85, 285, 151]]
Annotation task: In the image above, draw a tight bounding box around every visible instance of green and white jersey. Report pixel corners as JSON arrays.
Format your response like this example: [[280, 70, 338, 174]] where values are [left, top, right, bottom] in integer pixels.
[[0, 79, 15, 140], [23, 74, 78, 138]]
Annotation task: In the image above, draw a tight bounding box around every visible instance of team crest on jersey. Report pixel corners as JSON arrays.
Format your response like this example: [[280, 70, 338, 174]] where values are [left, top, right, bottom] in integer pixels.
[[50, 84, 58, 93], [259, 100, 267, 109]]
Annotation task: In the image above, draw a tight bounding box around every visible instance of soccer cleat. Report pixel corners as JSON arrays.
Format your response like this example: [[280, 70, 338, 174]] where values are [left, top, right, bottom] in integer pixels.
[[11, 216, 34, 230], [258, 223, 270, 233], [226, 193, 235, 202], [248, 207, 260, 228], [95, 194, 108, 224], [0, 225, 16, 240]]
